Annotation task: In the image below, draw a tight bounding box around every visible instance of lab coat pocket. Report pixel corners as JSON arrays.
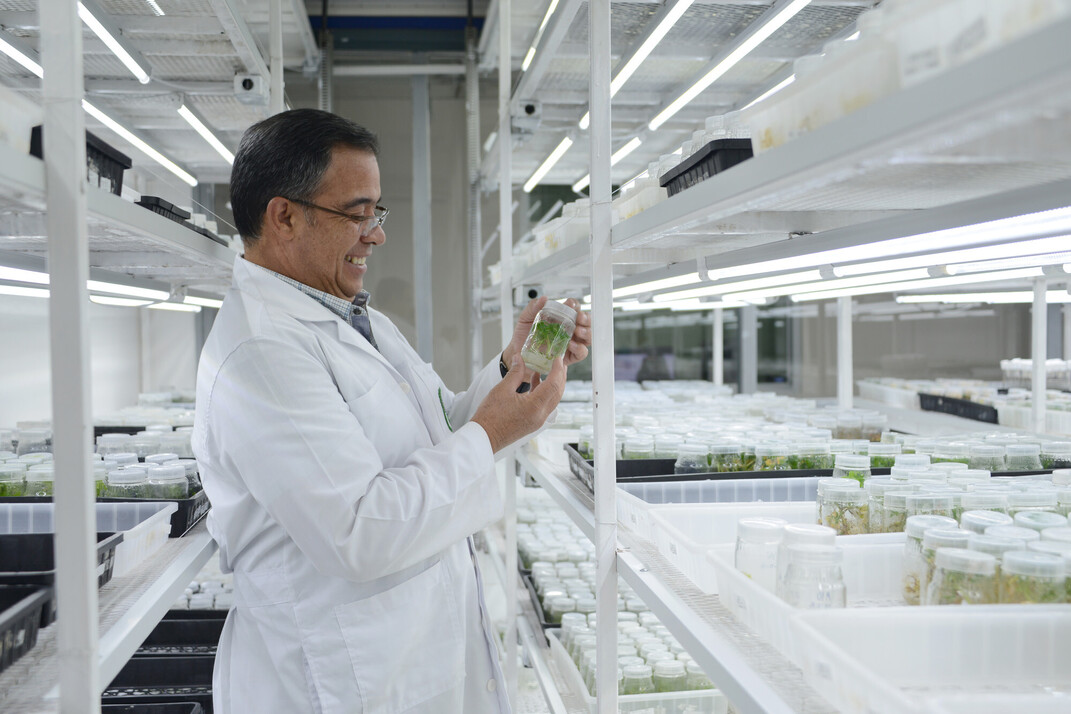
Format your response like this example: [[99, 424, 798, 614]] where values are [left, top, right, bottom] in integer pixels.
[[335, 559, 465, 713]]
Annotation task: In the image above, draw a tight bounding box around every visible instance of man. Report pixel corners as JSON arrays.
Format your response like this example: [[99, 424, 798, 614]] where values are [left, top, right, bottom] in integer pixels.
[[193, 109, 591, 714]]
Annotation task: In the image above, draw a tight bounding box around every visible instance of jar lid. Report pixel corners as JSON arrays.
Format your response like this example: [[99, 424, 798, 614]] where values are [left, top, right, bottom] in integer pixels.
[[1007, 491, 1058, 507], [970, 444, 1005, 456], [884, 491, 913, 509], [835, 454, 870, 470], [960, 510, 1013, 534], [0, 463, 26, 477], [685, 660, 707, 675], [1013, 511, 1068, 532], [737, 518, 786, 543], [935, 547, 997, 575], [959, 469, 992, 481], [96, 433, 130, 444], [868, 443, 901, 456], [617, 611, 639, 622], [1054, 469, 1071, 486], [895, 454, 931, 468], [1041, 527, 1071, 544], [755, 444, 789, 457], [836, 415, 862, 425], [907, 470, 947, 484], [576, 597, 597, 612], [906, 493, 954, 511], [817, 477, 859, 492], [984, 525, 1041, 543], [1006, 443, 1041, 456], [782, 523, 837, 546], [786, 543, 843, 564], [935, 443, 972, 457], [176, 459, 199, 476], [623, 664, 653, 678], [645, 651, 676, 664], [110, 452, 139, 466], [829, 440, 856, 454], [108, 467, 147, 484], [18, 453, 52, 464], [796, 441, 831, 455], [26, 466, 53, 481], [930, 461, 969, 472], [904, 514, 958, 538], [968, 533, 1026, 558], [549, 596, 575, 608], [653, 660, 685, 677], [1029, 540, 1071, 557], [866, 480, 914, 497], [625, 435, 654, 448], [538, 300, 578, 323], [560, 613, 587, 627], [826, 486, 867, 504], [922, 528, 971, 549], [145, 453, 179, 465], [677, 442, 708, 456], [148, 463, 187, 482], [1002, 550, 1066, 578]]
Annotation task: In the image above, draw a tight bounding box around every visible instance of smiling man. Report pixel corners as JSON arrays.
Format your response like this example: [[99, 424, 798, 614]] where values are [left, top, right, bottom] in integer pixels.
[[193, 109, 590, 714]]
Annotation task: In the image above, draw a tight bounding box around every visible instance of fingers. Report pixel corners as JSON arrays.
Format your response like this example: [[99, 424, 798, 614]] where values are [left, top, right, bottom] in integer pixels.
[[565, 341, 589, 366], [518, 296, 548, 324], [532, 356, 567, 406], [501, 354, 530, 390]]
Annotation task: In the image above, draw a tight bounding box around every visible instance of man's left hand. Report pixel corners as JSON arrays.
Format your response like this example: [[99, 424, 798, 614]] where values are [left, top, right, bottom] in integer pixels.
[[503, 296, 592, 368]]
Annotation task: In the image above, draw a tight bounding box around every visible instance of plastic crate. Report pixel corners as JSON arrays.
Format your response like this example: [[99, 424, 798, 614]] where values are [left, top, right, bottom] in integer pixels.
[[919, 393, 999, 424], [136, 196, 192, 223], [102, 704, 204, 714], [792, 606, 1071, 714], [30, 125, 132, 196], [103, 502, 178, 577], [617, 477, 819, 541], [546, 630, 728, 714], [0, 585, 52, 675], [658, 139, 754, 197], [104, 656, 214, 712], [138, 610, 226, 657], [0, 531, 122, 588], [102, 490, 211, 538]]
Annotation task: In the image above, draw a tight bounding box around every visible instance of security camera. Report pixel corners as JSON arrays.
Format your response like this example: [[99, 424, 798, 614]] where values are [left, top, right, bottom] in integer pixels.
[[234, 74, 269, 106], [514, 284, 545, 307], [510, 100, 542, 135]]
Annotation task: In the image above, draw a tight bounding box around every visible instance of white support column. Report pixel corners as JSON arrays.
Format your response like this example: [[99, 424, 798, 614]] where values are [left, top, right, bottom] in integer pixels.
[[589, 0, 617, 711], [465, 26, 483, 379], [740, 305, 758, 394], [269, 0, 284, 114], [712, 308, 724, 385], [837, 296, 854, 410], [41, 1, 100, 710], [1063, 302, 1071, 361], [497, 0, 518, 706], [412, 72, 434, 363], [1033, 278, 1048, 432]]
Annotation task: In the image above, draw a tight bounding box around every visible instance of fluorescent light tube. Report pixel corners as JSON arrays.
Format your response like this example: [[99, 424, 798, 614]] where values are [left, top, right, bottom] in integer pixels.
[[0, 285, 49, 299], [521, 0, 561, 72], [148, 302, 202, 313], [649, 0, 811, 130], [790, 267, 1044, 302], [0, 32, 43, 78], [572, 138, 644, 192], [833, 235, 1071, 277], [523, 137, 574, 193], [943, 251, 1071, 275], [616, 298, 750, 312], [610, 0, 695, 97], [897, 291, 1071, 305], [79, 0, 152, 84], [83, 100, 197, 187], [87, 279, 169, 300], [742, 74, 795, 110], [653, 269, 823, 301], [0, 266, 49, 285], [725, 268, 932, 303], [144, 0, 165, 16], [90, 295, 153, 307], [521, 47, 537, 71], [184, 295, 224, 309], [178, 103, 235, 165], [611, 273, 703, 299]]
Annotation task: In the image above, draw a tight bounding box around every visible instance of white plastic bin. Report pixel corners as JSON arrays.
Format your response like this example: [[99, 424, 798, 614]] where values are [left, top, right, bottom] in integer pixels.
[[546, 630, 727, 714]]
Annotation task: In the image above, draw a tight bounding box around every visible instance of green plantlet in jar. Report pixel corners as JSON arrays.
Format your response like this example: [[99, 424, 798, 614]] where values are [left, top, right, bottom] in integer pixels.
[[94, 479, 107, 497], [712, 453, 744, 473], [529, 319, 571, 363], [932, 457, 971, 465], [653, 674, 688, 693], [740, 451, 756, 471], [1001, 573, 1066, 604], [622, 678, 654, 696], [870, 456, 897, 469], [760, 455, 789, 471], [885, 508, 908, 534], [932, 569, 998, 605], [790, 454, 834, 470], [0, 480, 25, 497], [153, 483, 189, 499], [822, 502, 869, 535], [842, 470, 868, 486], [1042, 455, 1071, 469]]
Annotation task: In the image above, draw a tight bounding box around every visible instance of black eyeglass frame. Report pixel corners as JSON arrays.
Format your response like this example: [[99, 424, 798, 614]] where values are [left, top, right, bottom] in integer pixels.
[[286, 197, 389, 234]]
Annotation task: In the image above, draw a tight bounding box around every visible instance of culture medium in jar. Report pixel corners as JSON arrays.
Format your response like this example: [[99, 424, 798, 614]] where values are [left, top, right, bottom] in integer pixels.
[[960, 510, 1013, 535], [578, 425, 594, 460], [1013, 510, 1067, 534], [834, 414, 862, 440], [1007, 491, 1059, 517], [833, 454, 872, 486], [674, 442, 710, 475], [520, 300, 577, 374], [919, 528, 972, 605], [926, 548, 998, 606], [622, 435, 655, 460], [902, 515, 958, 605], [788, 442, 833, 470], [652, 660, 688, 693], [621, 664, 655, 695], [755, 444, 791, 471], [932, 443, 971, 465], [734, 517, 786, 591], [1041, 442, 1071, 470], [1004, 444, 1043, 472], [781, 544, 847, 609], [1000, 550, 1067, 604], [776, 523, 836, 598], [866, 479, 913, 534], [821, 485, 869, 535], [25, 465, 54, 496], [861, 413, 888, 442], [147, 464, 190, 499], [105, 467, 148, 498], [685, 660, 713, 690], [0, 463, 26, 497], [969, 444, 1006, 471], [906, 493, 955, 519], [868, 443, 901, 469]]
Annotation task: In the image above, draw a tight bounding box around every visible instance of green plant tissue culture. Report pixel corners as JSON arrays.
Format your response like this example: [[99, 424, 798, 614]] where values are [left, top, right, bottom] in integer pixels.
[[522, 319, 572, 374]]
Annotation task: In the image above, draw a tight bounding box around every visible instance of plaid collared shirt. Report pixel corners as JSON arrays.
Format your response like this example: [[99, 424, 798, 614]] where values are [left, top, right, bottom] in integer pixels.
[[264, 268, 377, 348]]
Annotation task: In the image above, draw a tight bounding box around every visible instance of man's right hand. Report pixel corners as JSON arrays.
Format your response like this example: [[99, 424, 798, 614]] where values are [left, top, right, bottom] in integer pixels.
[[472, 354, 566, 453]]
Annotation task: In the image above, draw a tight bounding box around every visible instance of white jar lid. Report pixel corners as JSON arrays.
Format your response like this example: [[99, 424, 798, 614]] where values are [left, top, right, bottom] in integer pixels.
[[145, 453, 179, 465], [0, 463, 26, 476], [1054, 469, 1071, 486], [785, 543, 843, 564], [930, 461, 969, 472], [935, 547, 996, 576], [538, 300, 577, 323], [968, 533, 1026, 558], [960, 510, 1013, 534], [904, 514, 958, 538], [110, 452, 139, 466], [782, 523, 837, 546], [1013, 511, 1067, 533], [1007, 491, 1058, 507], [1041, 527, 1071, 544], [622, 664, 653, 678], [970, 444, 1004, 456], [835, 454, 871, 470], [26, 466, 53, 481], [108, 467, 147, 484], [1006, 443, 1042, 456], [1002, 550, 1066, 578], [868, 443, 901, 456], [984, 525, 1041, 543], [736, 517, 786, 543], [895, 454, 931, 468], [922, 528, 971, 549], [653, 660, 685, 677]]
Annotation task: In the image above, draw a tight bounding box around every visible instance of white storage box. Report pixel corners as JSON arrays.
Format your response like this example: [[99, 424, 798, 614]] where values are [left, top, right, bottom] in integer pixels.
[[547, 630, 727, 714], [617, 477, 818, 541]]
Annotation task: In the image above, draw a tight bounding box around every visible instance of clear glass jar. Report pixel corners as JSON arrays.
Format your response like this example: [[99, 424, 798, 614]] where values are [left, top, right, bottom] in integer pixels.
[[920, 528, 972, 605], [674, 443, 710, 475], [960, 510, 1013, 535], [619, 655, 644, 670], [520, 300, 577, 374], [639, 642, 669, 661], [105, 467, 148, 498], [578, 425, 594, 459], [15, 429, 50, 457], [652, 660, 688, 692], [852, 440, 873, 456], [561, 623, 591, 654], [961, 491, 1009, 515], [1041, 442, 1071, 470], [968, 533, 1026, 568], [781, 544, 846, 609], [1013, 510, 1067, 534], [686, 660, 714, 690], [834, 415, 862, 440], [816, 477, 860, 525], [735, 517, 786, 591], [581, 650, 598, 694], [654, 434, 684, 459], [1042, 527, 1071, 544], [1005, 444, 1043, 472], [932, 443, 971, 465], [147, 464, 190, 499], [0, 463, 26, 497], [906, 493, 955, 519], [833, 454, 871, 486], [709, 442, 744, 472], [157, 432, 194, 459], [755, 444, 791, 471], [969, 444, 1006, 471], [622, 664, 655, 695], [1000, 550, 1066, 603], [569, 634, 597, 663], [926, 548, 998, 605], [622, 435, 655, 460], [895, 453, 930, 469], [129, 434, 161, 459], [821, 486, 869, 535], [1007, 491, 1059, 516], [883, 491, 911, 533], [902, 515, 958, 605], [868, 443, 901, 469], [866, 479, 913, 534], [25, 465, 54, 496], [96, 433, 133, 456], [861, 413, 888, 442], [788, 441, 833, 470], [776, 523, 836, 598]]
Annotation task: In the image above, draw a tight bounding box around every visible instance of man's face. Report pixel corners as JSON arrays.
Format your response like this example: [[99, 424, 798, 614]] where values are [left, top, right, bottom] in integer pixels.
[[291, 147, 385, 300]]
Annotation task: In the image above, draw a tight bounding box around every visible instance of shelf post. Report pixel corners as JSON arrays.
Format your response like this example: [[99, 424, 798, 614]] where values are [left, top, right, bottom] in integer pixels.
[[588, 0, 618, 711], [1033, 278, 1048, 432], [740, 305, 758, 394], [412, 69, 434, 363], [837, 296, 853, 409], [269, 0, 284, 114], [712, 307, 724, 385], [40, 1, 101, 710], [497, 0, 518, 705], [1063, 302, 1070, 361], [466, 25, 483, 380]]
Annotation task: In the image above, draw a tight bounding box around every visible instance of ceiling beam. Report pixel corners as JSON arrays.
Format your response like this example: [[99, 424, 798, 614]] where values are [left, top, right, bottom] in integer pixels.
[[0, 12, 225, 34], [207, 0, 271, 80], [511, 0, 584, 102], [0, 75, 235, 95]]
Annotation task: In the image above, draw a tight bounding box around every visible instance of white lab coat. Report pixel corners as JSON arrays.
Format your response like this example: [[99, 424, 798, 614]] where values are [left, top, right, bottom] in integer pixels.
[[193, 256, 511, 714]]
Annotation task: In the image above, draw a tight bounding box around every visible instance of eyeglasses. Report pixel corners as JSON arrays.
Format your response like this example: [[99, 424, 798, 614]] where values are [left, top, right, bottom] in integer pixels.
[[286, 198, 389, 237]]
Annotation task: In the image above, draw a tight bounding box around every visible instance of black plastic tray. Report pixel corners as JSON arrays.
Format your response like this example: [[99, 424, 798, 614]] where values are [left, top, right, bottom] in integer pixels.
[[0, 532, 122, 587], [94, 426, 149, 438], [919, 393, 999, 424], [31, 125, 133, 196], [136, 196, 192, 223], [137, 610, 226, 657], [0, 585, 53, 675], [104, 656, 214, 713], [102, 704, 204, 714], [658, 138, 753, 197]]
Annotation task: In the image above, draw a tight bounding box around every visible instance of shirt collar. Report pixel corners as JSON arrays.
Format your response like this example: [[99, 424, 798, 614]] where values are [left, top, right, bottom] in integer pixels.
[[261, 267, 370, 322]]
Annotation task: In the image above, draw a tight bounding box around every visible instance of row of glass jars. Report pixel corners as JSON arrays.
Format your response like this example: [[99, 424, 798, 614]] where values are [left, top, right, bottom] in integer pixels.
[[0, 450, 198, 498]]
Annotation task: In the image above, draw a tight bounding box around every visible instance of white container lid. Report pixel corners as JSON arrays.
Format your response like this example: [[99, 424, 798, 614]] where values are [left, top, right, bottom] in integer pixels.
[[935, 547, 997, 575], [907, 470, 947, 484], [623, 664, 653, 678], [985, 525, 1042, 543], [785, 543, 843, 565], [1041, 527, 1071, 544], [970, 444, 1005, 456], [868, 443, 901, 456], [935, 443, 971, 457], [1041, 441, 1071, 454], [1006, 444, 1042, 456], [782, 523, 837, 547], [145, 453, 179, 465], [817, 477, 859, 493], [960, 510, 1013, 534], [148, 463, 187, 483], [737, 517, 786, 543], [1002, 550, 1066, 578], [835, 454, 871, 470], [538, 300, 578, 323], [906, 493, 953, 511], [930, 461, 969, 472], [96, 433, 130, 445], [1013, 511, 1068, 533], [176, 459, 199, 476], [905, 514, 958, 538], [968, 533, 1026, 558], [922, 528, 971, 549], [108, 466, 147, 484], [1007, 491, 1058, 507], [110, 452, 139, 466], [653, 660, 686, 677], [1053, 469, 1071, 486], [0, 463, 26, 476], [895, 454, 930, 468]]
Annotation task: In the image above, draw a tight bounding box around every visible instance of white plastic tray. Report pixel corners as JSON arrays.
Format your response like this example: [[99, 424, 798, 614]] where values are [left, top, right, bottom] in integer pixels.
[[546, 629, 727, 714]]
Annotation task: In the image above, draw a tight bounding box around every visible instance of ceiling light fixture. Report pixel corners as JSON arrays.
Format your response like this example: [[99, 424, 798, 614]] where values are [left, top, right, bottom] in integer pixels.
[[0, 266, 48, 285], [523, 136, 574, 193], [90, 295, 153, 307], [521, 0, 561, 71], [183, 295, 224, 309], [790, 267, 1044, 302], [0, 285, 49, 299], [833, 234, 1071, 277], [78, 0, 152, 84], [649, 0, 812, 130], [178, 103, 235, 165], [653, 268, 823, 301], [83, 100, 197, 186], [86, 279, 170, 301], [725, 267, 933, 303], [144, 0, 165, 16], [571, 137, 644, 192], [742, 74, 796, 110], [0, 31, 43, 78], [896, 291, 1071, 305], [148, 302, 202, 313], [942, 251, 1071, 275]]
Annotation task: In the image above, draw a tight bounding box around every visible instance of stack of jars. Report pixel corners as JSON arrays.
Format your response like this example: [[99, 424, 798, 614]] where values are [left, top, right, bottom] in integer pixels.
[[734, 517, 847, 609]]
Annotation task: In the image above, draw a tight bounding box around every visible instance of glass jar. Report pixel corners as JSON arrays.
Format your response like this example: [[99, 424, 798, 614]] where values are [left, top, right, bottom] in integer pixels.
[[968, 533, 1026, 568], [1007, 491, 1059, 516], [0, 463, 27, 497], [866, 479, 913, 534], [960, 510, 1013, 535], [621, 664, 655, 695], [147, 464, 190, 499], [926, 548, 998, 605], [1005, 444, 1043, 472], [883, 491, 912, 533], [1042, 527, 1071, 544], [781, 544, 846, 609], [1041, 442, 1071, 470], [1057, 488, 1071, 517], [868, 443, 901, 469], [15, 429, 50, 457], [961, 491, 1009, 515], [788, 442, 833, 470], [852, 440, 873, 456], [1013, 510, 1068, 534], [755, 444, 790, 471], [833, 454, 872, 485], [622, 435, 655, 460], [815, 477, 859, 525], [821, 486, 869, 535], [969, 444, 1006, 471], [129, 434, 161, 459], [520, 300, 577, 374], [581, 650, 598, 694], [1000, 550, 1066, 603], [569, 634, 597, 663], [685, 660, 714, 690], [92, 463, 108, 497], [920, 528, 972, 605], [104, 467, 148, 498], [578, 425, 594, 459], [674, 443, 710, 475], [654, 434, 684, 459], [619, 655, 644, 670], [708, 442, 744, 472], [735, 517, 786, 591], [834, 415, 862, 440], [932, 443, 971, 465], [902, 515, 958, 605], [861, 413, 888, 442], [639, 642, 669, 661], [157, 432, 194, 459], [561, 624, 591, 654], [906, 493, 955, 519], [96, 433, 133, 456], [652, 660, 688, 693], [776, 523, 836, 598], [25, 465, 54, 496], [895, 453, 931, 469]]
